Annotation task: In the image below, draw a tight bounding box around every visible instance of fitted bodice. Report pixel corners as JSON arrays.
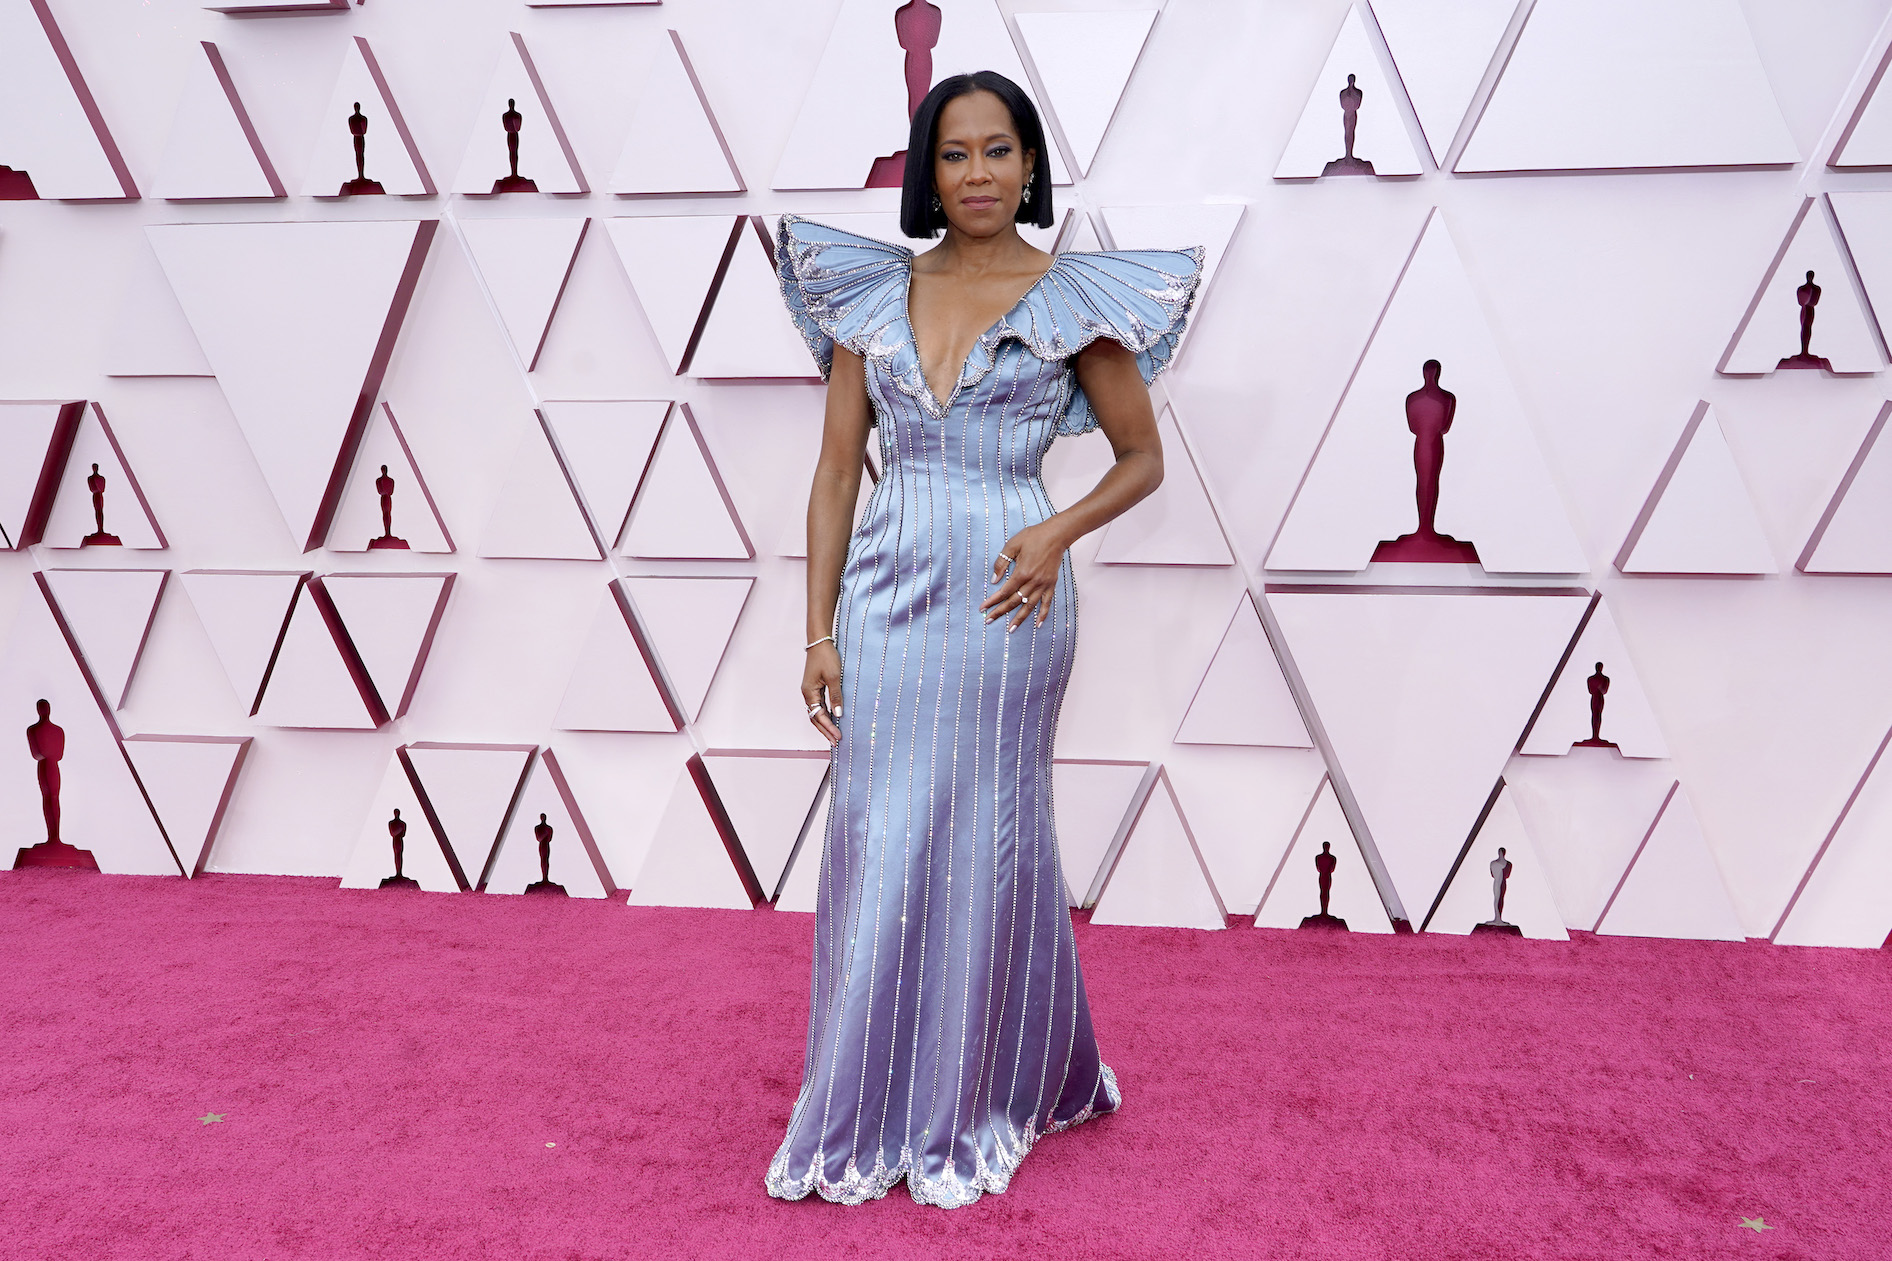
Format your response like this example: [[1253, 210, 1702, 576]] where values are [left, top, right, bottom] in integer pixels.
[[775, 214, 1205, 555]]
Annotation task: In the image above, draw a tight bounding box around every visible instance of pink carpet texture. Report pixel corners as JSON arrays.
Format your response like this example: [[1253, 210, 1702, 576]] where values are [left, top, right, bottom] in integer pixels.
[[2, 869, 1887, 1260]]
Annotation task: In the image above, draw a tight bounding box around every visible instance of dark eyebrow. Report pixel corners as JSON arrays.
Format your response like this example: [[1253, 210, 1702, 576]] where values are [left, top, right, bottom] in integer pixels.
[[937, 132, 1019, 147]]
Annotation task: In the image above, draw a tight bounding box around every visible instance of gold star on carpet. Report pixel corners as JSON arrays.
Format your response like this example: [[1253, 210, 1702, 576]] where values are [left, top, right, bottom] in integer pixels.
[[1738, 1216, 1774, 1232], [198, 1112, 226, 1125]]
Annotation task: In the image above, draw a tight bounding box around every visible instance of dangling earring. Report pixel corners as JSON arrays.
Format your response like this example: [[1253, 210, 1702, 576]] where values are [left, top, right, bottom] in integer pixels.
[[1022, 182, 1033, 206], [931, 193, 941, 212]]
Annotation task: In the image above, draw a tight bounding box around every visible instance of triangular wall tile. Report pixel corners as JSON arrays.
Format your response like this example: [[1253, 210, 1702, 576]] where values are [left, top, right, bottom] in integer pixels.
[[621, 575, 753, 722], [150, 41, 283, 200], [1091, 767, 1227, 929], [252, 580, 378, 729], [0, 401, 82, 550], [1615, 402, 1777, 576], [1253, 776, 1395, 932], [1518, 596, 1670, 758], [1455, 0, 1795, 172], [1093, 405, 1233, 565], [42, 403, 165, 550], [771, 0, 1070, 190], [620, 402, 752, 559], [103, 236, 214, 377], [38, 568, 168, 709], [1369, 0, 1519, 164], [402, 743, 536, 891], [338, 753, 463, 893], [540, 399, 668, 548], [319, 572, 453, 721], [688, 218, 824, 378], [609, 31, 743, 195], [451, 32, 586, 195], [1505, 754, 1680, 930], [1274, 5, 1424, 178], [1266, 212, 1587, 573], [627, 754, 759, 909], [1720, 197, 1883, 375], [554, 581, 678, 732], [122, 734, 250, 877], [484, 749, 616, 897], [458, 216, 589, 371], [1425, 784, 1568, 938], [149, 219, 436, 550], [479, 410, 605, 559], [1014, 10, 1158, 177], [177, 570, 307, 713], [0, 0, 139, 198], [1774, 722, 1892, 947], [301, 36, 433, 198], [700, 750, 830, 898], [603, 215, 737, 373], [1174, 590, 1311, 748], [1799, 401, 1892, 574], [1595, 783, 1746, 941], [327, 402, 454, 554], [1053, 759, 1150, 907]]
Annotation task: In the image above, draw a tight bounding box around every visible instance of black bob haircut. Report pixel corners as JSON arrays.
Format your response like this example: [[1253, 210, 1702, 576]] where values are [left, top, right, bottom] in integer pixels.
[[898, 71, 1054, 239]]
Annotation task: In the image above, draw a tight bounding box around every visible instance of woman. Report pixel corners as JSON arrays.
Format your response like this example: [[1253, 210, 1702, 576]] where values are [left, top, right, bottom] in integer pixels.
[[768, 70, 1204, 1208]]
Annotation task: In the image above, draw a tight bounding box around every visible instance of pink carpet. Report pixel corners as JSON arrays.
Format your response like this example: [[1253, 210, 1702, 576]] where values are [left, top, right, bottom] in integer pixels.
[[2, 869, 1886, 1260]]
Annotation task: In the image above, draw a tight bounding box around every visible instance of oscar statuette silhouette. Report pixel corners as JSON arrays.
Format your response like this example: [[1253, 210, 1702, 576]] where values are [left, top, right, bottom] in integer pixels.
[[367, 465, 409, 550], [1778, 271, 1833, 371], [1574, 663, 1618, 749], [491, 98, 539, 193], [378, 807, 420, 889], [1299, 841, 1349, 929], [81, 464, 122, 547], [14, 700, 98, 870], [1472, 846, 1522, 936], [1322, 73, 1377, 176], [339, 102, 386, 196], [525, 813, 567, 895], [1371, 360, 1482, 564], [866, 0, 944, 187]]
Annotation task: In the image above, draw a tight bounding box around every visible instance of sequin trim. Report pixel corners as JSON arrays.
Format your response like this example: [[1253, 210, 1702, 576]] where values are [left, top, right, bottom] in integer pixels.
[[775, 213, 1205, 436], [762, 1062, 1121, 1209]]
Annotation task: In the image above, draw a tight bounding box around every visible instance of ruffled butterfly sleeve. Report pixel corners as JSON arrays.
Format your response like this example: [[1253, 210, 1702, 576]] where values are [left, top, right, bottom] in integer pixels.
[[1036, 246, 1206, 437], [773, 214, 911, 408]]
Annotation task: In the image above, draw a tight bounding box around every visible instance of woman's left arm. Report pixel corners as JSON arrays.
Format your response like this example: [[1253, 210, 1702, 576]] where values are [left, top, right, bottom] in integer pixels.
[[981, 336, 1165, 630]]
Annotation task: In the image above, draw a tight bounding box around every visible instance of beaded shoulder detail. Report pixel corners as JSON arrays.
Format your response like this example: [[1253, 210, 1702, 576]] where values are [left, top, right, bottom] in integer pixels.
[[774, 213, 1205, 434], [969, 244, 1205, 435], [773, 213, 913, 385]]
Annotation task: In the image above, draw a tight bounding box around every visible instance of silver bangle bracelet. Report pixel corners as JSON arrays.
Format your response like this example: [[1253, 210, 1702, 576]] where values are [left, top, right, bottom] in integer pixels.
[[805, 635, 835, 650]]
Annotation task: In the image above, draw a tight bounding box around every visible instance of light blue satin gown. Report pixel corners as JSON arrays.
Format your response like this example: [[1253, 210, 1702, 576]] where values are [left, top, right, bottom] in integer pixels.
[[768, 214, 1204, 1208]]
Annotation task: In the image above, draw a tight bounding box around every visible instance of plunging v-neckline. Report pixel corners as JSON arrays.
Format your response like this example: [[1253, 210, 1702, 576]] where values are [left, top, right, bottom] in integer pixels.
[[901, 256, 1059, 415]]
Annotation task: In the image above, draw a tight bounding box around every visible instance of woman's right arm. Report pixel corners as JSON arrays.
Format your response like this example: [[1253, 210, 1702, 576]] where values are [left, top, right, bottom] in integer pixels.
[[802, 342, 871, 745]]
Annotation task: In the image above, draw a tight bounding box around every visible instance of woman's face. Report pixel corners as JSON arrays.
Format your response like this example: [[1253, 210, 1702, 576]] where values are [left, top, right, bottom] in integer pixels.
[[931, 89, 1036, 235]]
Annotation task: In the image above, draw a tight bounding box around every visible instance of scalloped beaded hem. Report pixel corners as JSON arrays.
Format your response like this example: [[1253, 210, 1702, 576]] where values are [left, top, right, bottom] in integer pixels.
[[763, 1064, 1121, 1210]]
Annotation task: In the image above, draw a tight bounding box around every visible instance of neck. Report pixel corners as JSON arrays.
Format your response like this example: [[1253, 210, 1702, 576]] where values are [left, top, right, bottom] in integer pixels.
[[932, 222, 1032, 274]]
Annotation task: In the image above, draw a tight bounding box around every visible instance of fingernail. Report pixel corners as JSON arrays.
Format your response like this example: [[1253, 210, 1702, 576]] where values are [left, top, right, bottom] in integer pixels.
[[834, 708, 842, 716]]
